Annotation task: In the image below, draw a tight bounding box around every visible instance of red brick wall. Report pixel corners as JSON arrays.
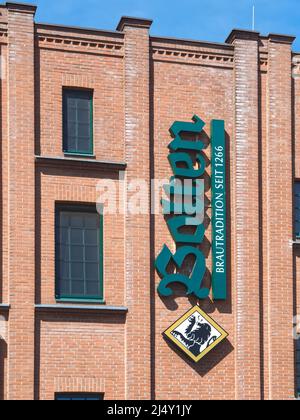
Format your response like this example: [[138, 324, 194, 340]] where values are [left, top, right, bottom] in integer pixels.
[[37, 169, 125, 307], [37, 312, 126, 400], [37, 30, 125, 162], [0, 2, 298, 400], [265, 35, 295, 399], [0, 5, 8, 399], [121, 19, 152, 400], [6, 3, 36, 400], [229, 31, 262, 400], [34, 24, 127, 400], [260, 63, 270, 399], [294, 55, 300, 375], [152, 43, 235, 399]]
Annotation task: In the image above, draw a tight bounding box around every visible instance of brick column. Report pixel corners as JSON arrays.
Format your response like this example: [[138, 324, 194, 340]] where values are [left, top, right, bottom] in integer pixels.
[[6, 2, 36, 400], [265, 33, 295, 400], [116, 17, 152, 400], [226, 30, 261, 400]]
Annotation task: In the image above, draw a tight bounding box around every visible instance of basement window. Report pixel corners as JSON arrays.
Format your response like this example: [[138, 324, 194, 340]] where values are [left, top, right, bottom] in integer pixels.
[[55, 393, 103, 401], [63, 89, 94, 156], [55, 204, 103, 302]]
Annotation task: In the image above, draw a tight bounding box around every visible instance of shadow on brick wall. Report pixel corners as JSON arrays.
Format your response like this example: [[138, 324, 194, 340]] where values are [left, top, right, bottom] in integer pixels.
[[163, 335, 233, 378], [155, 130, 232, 316], [0, 339, 7, 400]]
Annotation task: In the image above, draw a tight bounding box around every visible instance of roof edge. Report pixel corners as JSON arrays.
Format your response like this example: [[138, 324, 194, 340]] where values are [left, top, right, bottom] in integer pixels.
[[226, 28, 260, 44], [116, 16, 153, 32], [36, 22, 124, 38]]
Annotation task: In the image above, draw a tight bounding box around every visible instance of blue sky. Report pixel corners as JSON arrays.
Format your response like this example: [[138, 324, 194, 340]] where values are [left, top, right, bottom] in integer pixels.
[[33, 0, 300, 50]]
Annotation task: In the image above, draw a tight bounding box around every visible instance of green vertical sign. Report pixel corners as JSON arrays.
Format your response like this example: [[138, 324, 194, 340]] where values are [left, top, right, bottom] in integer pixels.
[[211, 120, 227, 300]]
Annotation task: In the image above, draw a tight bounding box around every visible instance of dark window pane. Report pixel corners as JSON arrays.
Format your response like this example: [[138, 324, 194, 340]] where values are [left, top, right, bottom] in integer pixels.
[[56, 208, 102, 300], [55, 393, 103, 401], [67, 106, 77, 122], [85, 246, 99, 262], [59, 227, 69, 245], [68, 97, 77, 108], [85, 229, 98, 246], [60, 278, 70, 295], [60, 262, 70, 279], [71, 262, 84, 280], [85, 214, 99, 229], [78, 137, 90, 152], [70, 245, 84, 262], [72, 280, 85, 295], [59, 245, 69, 261], [68, 122, 77, 137], [70, 214, 84, 227], [70, 229, 83, 245], [59, 214, 69, 227], [63, 90, 93, 154], [86, 281, 100, 296], [77, 98, 90, 109], [86, 263, 99, 281], [78, 109, 89, 123], [78, 123, 90, 137], [66, 136, 77, 151]]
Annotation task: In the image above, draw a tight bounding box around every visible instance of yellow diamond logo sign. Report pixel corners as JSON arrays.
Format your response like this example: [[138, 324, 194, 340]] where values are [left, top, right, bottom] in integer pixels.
[[164, 306, 229, 363]]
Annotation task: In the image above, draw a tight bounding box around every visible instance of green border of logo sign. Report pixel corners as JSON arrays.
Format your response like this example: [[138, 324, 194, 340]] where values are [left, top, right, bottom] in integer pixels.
[[211, 120, 227, 300]]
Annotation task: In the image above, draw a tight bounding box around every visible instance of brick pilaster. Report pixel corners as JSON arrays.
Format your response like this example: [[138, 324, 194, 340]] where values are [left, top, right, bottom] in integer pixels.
[[6, 2, 36, 400], [117, 16, 152, 400], [227, 29, 262, 400], [265, 33, 295, 400]]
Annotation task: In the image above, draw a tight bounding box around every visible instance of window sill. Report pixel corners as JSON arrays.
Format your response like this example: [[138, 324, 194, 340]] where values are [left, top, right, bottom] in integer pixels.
[[63, 152, 95, 158], [56, 298, 106, 304], [35, 304, 128, 315], [35, 155, 127, 172], [0, 304, 10, 312]]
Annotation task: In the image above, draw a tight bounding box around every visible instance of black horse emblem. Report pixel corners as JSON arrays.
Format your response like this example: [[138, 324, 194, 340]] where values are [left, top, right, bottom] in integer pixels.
[[171, 315, 217, 357]]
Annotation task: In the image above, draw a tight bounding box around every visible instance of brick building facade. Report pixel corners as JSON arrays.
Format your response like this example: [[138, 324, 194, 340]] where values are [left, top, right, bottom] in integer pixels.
[[0, 1, 299, 400]]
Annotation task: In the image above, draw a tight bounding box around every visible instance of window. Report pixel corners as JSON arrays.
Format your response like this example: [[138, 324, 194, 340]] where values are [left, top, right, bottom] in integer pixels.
[[55, 393, 103, 401], [55, 205, 103, 301], [63, 89, 93, 155], [295, 183, 300, 239]]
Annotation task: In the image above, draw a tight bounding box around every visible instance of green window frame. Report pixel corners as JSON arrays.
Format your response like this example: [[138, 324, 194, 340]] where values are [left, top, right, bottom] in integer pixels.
[[55, 204, 103, 302], [63, 89, 94, 156]]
